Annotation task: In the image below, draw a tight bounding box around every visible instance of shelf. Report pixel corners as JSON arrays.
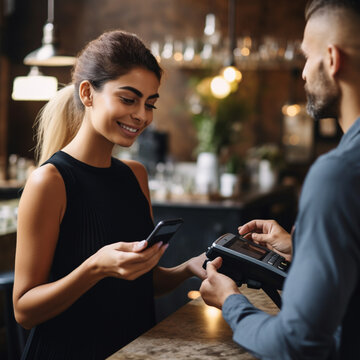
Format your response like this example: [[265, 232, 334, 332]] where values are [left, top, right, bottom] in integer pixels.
[[160, 57, 304, 72]]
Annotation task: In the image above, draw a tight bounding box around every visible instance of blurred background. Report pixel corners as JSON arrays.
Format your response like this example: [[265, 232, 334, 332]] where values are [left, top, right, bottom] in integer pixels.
[[0, 0, 341, 191], [0, 1, 343, 358]]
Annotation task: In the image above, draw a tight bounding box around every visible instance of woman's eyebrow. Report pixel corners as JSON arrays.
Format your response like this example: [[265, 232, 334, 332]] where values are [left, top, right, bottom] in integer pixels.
[[118, 86, 159, 99]]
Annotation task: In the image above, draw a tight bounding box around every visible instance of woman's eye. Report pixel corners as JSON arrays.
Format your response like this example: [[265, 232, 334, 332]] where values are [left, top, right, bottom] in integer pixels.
[[146, 103, 157, 110], [120, 97, 135, 105]]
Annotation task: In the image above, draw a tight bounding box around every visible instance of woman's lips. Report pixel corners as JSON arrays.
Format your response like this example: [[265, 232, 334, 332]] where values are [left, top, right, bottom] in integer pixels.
[[116, 122, 140, 136]]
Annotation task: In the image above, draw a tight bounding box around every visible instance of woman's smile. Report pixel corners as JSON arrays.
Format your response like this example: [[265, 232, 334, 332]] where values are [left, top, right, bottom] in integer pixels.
[[117, 121, 141, 136]]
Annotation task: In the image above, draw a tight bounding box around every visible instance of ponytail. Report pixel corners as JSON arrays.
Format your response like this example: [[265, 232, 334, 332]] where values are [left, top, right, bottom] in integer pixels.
[[35, 84, 83, 165]]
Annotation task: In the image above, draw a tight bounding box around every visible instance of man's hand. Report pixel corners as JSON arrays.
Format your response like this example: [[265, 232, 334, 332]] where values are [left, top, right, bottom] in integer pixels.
[[238, 219, 293, 261], [200, 257, 240, 309]]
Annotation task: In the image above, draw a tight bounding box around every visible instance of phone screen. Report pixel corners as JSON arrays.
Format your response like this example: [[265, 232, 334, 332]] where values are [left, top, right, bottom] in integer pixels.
[[225, 237, 268, 260], [146, 219, 183, 247]]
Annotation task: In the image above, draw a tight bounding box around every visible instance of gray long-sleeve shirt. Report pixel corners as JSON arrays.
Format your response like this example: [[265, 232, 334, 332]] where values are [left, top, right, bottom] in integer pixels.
[[222, 118, 360, 360]]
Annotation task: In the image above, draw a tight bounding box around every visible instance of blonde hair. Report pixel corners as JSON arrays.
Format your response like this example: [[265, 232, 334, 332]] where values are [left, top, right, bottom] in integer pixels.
[[35, 85, 83, 165], [34, 30, 162, 166]]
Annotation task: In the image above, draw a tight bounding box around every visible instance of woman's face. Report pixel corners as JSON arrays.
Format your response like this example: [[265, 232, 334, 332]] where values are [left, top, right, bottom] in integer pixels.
[[88, 67, 160, 148]]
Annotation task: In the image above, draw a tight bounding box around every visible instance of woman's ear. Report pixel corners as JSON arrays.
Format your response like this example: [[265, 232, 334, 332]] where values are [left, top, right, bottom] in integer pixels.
[[79, 80, 93, 107], [327, 44, 341, 77]]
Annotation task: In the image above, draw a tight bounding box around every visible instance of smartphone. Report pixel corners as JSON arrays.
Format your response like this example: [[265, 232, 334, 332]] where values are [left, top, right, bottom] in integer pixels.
[[146, 218, 184, 247]]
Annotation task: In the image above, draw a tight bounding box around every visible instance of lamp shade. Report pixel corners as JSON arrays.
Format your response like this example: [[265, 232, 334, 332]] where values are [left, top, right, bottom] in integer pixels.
[[23, 22, 76, 67], [12, 66, 58, 101]]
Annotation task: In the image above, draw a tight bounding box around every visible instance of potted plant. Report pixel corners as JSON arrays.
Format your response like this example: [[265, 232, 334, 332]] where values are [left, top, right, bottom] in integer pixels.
[[247, 144, 285, 189], [189, 79, 247, 195], [220, 155, 244, 197]]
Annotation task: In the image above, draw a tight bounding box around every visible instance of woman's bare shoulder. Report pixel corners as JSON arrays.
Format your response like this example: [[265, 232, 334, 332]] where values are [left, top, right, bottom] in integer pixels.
[[20, 164, 66, 215], [25, 164, 64, 192], [122, 159, 147, 173], [122, 159, 148, 182]]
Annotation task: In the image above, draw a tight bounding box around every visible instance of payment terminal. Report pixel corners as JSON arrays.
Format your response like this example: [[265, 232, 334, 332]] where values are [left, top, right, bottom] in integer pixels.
[[203, 233, 291, 308]]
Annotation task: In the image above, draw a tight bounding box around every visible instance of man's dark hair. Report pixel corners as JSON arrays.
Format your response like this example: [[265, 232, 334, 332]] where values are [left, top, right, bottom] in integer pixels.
[[306, 0, 360, 21]]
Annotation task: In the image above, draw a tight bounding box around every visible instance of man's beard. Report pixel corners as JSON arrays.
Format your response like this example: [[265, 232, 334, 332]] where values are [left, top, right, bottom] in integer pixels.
[[305, 62, 340, 121]]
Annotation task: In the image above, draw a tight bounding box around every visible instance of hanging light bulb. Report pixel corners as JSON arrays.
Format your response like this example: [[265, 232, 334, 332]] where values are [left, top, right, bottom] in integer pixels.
[[209, 0, 242, 100], [12, 66, 58, 101], [221, 66, 242, 83], [210, 76, 231, 99]]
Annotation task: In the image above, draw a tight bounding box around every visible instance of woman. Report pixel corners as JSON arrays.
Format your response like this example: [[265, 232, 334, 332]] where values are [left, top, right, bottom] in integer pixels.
[[13, 30, 205, 359]]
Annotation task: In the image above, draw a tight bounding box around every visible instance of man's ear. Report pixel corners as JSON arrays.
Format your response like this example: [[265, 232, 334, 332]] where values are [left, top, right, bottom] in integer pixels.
[[327, 44, 341, 77], [79, 80, 93, 107]]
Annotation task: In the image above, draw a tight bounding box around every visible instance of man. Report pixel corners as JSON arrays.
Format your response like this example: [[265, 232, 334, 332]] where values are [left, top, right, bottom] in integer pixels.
[[200, 1, 360, 359]]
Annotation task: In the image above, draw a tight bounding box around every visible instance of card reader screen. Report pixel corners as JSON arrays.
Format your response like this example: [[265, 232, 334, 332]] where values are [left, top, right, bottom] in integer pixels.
[[225, 238, 268, 260]]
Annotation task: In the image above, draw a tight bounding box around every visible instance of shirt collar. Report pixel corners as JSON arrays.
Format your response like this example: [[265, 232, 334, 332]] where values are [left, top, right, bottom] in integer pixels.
[[338, 117, 360, 148]]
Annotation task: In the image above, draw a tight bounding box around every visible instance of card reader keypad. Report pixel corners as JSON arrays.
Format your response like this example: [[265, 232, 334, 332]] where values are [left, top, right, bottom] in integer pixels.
[[277, 260, 290, 271], [267, 253, 280, 265], [267, 253, 290, 272]]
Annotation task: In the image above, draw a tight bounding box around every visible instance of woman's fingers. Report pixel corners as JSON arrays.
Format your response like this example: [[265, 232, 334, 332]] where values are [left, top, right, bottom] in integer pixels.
[[112, 240, 147, 252], [116, 243, 168, 279], [109, 240, 163, 263]]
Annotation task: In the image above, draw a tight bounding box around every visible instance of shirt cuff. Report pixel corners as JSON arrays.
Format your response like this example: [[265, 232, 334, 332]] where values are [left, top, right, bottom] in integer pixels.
[[222, 293, 252, 332]]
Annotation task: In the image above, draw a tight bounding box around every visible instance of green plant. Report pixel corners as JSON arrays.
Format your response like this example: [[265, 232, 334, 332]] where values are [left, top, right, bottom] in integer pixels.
[[192, 112, 217, 154], [225, 155, 244, 174], [214, 95, 247, 152], [247, 144, 285, 170]]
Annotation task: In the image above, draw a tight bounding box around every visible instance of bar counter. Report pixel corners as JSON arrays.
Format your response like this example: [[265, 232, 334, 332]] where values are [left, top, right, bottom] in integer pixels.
[[107, 287, 279, 360]]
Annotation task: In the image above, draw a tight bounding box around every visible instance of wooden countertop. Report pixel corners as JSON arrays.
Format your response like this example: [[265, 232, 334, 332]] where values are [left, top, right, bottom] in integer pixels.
[[107, 287, 279, 360]]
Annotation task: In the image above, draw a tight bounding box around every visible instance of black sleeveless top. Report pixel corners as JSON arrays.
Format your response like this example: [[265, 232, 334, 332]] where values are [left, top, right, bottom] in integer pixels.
[[22, 151, 155, 360]]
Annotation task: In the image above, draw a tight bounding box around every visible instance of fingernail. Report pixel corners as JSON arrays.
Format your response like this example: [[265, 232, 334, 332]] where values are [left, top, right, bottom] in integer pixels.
[[157, 241, 163, 248], [135, 240, 146, 250]]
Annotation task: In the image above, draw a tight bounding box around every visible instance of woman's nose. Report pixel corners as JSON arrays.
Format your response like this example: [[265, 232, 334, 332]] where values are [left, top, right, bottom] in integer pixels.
[[131, 106, 146, 123]]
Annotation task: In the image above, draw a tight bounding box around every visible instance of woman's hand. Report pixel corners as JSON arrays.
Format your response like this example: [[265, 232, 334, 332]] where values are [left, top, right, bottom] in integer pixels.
[[89, 240, 168, 281], [238, 219, 292, 261], [200, 257, 240, 309], [186, 252, 207, 280], [153, 252, 207, 296]]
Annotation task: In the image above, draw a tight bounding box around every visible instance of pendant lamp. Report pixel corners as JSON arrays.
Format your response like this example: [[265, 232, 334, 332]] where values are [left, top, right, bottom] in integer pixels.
[[12, 0, 75, 101], [210, 0, 242, 99], [23, 0, 75, 67], [12, 66, 58, 101]]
